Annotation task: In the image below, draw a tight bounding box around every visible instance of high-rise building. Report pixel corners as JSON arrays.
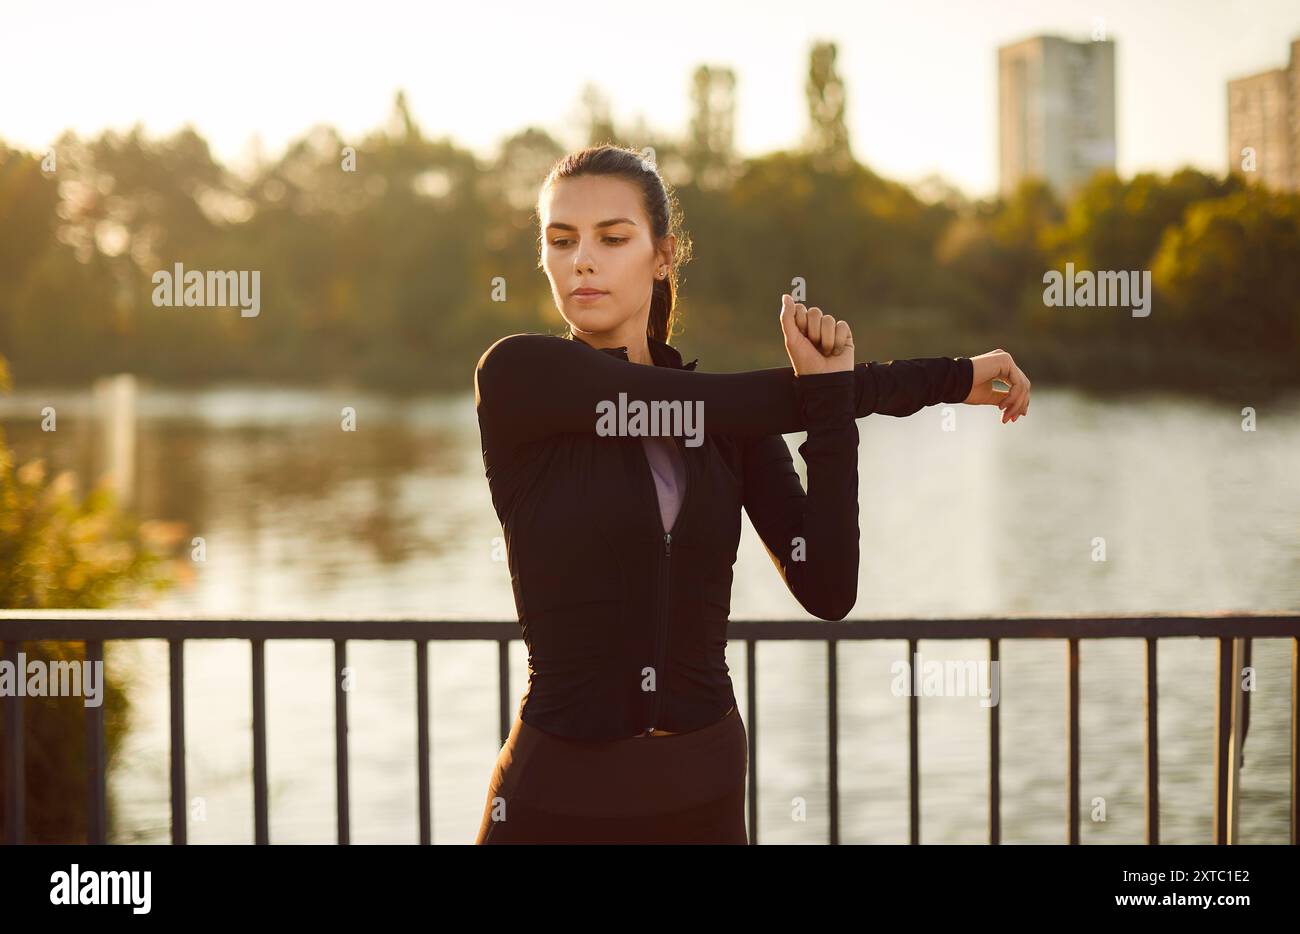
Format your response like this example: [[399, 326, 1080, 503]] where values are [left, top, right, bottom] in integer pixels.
[[1227, 38, 1300, 191], [998, 35, 1117, 198]]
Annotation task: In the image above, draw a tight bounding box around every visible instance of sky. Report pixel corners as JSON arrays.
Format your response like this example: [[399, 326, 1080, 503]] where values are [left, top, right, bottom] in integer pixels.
[[3, 0, 1298, 198]]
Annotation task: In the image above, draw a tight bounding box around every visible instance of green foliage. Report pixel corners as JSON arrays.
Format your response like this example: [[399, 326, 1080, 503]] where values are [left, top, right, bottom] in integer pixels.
[[1041, 168, 1243, 272], [933, 168, 1297, 391], [936, 179, 1063, 330], [1152, 187, 1300, 357], [0, 91, 1296, 398], [0, 353, 177, 842], [0, 442, 174, 609]]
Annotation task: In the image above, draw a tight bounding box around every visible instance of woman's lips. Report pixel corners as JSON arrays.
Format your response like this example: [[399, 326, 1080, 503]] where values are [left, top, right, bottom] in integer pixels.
[[572, 290, 607, 303]]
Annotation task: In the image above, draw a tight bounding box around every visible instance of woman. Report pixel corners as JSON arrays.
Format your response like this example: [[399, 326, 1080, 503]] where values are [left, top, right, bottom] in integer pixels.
[[473, 145, 1031, 844]]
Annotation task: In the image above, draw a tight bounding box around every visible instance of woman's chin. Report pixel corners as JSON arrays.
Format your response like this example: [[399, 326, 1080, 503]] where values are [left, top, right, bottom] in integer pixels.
[[565, 306, 623, 334]]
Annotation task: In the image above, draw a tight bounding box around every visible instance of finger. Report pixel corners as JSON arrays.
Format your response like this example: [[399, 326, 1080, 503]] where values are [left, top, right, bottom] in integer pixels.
[[1007, 368, 1029, 419], [996, 378, 1016, 410], [1000, 378, 1023, 422], [822, 315, 837, 355], [779, 294, 799, 344], [1010, 382, 1027, 421], [813, 310, 835, 354], [832, 319, 851, 355], [805, 305, 823, 345], [794, 301, 809, 337], [1008, 379, 1027, 421]]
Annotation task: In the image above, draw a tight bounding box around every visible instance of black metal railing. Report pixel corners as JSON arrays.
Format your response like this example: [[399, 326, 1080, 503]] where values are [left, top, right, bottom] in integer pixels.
[[1, 612, 1296, 845]]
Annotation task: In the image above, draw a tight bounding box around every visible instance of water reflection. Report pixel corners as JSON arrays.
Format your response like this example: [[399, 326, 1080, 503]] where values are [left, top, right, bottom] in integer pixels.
[[2, 383, 1297, 843]]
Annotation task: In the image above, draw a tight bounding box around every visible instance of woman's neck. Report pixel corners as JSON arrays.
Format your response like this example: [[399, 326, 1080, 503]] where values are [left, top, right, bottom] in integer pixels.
[[571, 329, 653, 365]]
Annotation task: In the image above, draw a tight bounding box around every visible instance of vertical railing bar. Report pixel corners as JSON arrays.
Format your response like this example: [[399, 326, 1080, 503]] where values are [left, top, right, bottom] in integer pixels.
[[2, 641, 24, 845], [1241, 638, 1253, 760], [1145, 636, 1159, 845], [169, 638, 187, 845], [746, 638, 757, 846], [1229, 637, 1246, 844], [251, 638, 269, 845], [827, 638, 839, 846], [417, 639, 431, 845], [989, 637, 1000, 846], [1291, 637, 1297, 846], [335, 638, 350, 845], [1067, 636, 1079, 845], [497, 640, 510, 747], [86, 638, 107, 844], [1215, 636, 1232, 845], [908, 636, 919, 845], [1236, 637, 1254, 844]]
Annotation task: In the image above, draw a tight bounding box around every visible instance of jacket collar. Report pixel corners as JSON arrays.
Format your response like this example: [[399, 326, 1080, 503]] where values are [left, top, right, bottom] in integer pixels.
[[570, 331, 699, 371]]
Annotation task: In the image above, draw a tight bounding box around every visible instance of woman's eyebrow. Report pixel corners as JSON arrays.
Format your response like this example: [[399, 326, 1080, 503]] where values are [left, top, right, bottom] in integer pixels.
[[545, 217, 638, 231]]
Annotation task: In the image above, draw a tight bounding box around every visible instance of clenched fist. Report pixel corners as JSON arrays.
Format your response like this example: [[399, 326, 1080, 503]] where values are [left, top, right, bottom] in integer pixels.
[[779, 294, 854, 377]]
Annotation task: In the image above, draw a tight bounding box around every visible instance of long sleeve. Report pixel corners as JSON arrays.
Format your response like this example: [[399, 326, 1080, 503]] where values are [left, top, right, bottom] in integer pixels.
[[741, 370, 858, 621], [474, 333, 972, 460], [859, 356, 974, 417]]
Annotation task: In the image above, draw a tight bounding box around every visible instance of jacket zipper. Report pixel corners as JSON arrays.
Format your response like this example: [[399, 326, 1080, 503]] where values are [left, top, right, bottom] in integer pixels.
[[641, 434, 690, 736], [648, 529, 671, 733]]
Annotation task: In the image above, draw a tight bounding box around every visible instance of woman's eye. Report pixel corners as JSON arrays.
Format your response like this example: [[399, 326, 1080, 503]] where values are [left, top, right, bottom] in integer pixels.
[[548, 236, 627, 247]]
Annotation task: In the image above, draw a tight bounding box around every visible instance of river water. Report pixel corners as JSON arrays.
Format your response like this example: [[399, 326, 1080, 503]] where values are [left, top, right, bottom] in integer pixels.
[[3, 382, 1297, 843]]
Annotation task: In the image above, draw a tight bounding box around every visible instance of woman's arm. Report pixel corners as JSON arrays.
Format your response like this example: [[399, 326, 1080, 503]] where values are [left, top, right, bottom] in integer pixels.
[[474, 333, 973, 456], [859, 356, 974, 417], [741, 370, 859, 621]]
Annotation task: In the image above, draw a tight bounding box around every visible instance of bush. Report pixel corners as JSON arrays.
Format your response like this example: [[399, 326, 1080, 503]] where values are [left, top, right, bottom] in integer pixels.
[[0, 354, 178, 842]]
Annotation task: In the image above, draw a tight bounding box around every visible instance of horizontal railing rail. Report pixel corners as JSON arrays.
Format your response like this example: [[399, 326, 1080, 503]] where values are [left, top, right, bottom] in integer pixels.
[[1, 611, 1296, 845]]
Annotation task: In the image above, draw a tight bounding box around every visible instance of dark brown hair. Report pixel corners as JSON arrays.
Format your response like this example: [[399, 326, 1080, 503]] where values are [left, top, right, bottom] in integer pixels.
[[537, 144, 693, 343]]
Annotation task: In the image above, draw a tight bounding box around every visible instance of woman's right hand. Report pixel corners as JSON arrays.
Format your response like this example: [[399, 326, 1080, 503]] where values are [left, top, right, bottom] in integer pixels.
[[779, 294, 855, 376], [964, 349, 1031, 423]]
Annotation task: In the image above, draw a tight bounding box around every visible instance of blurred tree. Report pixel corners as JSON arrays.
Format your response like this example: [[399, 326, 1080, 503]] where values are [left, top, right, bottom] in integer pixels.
[[0, 83, 1294, 397], [580, 83, 617, 148], [386, 89, 421, 143], [1153, 187, 1300, 360], [0, 353, 179, 843], [0, 146, 60, 355], [491, 127, 566, 213], [935, 179, 1063, 331], [1041, 168, 1244, 273], [686, 65, 738, 190], [804, 41, 852, 173]]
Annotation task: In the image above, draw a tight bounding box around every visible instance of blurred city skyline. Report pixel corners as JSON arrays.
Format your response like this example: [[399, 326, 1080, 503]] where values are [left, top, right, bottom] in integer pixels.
[[4, 0, 1300, 197]]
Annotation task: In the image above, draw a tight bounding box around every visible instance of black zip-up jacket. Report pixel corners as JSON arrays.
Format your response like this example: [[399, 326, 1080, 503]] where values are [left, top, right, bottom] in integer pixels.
[[474, 332, 973, 741]]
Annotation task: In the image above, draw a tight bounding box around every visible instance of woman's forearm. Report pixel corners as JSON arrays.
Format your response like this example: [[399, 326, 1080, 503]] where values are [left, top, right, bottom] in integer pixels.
[[856, 357, 974, 417]]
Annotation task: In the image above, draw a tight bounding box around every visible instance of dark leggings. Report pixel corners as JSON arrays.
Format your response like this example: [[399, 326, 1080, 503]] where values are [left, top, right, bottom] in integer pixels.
[[475, 706, 748, 844]]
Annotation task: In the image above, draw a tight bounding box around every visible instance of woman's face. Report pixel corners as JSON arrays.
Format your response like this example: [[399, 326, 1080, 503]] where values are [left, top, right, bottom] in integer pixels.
[[539, 175, 672, 343]]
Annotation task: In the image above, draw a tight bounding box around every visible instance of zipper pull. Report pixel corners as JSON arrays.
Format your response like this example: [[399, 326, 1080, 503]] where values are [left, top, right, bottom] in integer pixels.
[[664, 532, 672, 556]]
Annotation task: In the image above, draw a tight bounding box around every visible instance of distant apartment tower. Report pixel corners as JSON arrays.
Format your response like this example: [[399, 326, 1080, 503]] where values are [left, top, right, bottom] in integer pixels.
[[1227, 38, 1300, 191], [998, 35, 1117, 197]]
